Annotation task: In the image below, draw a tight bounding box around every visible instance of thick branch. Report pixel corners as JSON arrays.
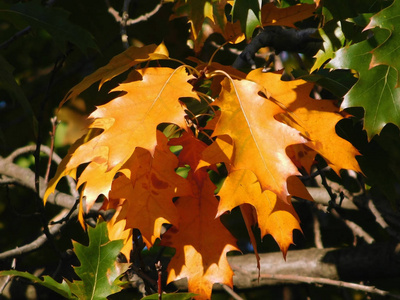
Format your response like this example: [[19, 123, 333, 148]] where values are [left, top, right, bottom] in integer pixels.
[[0, 156, 76, 209], [171, 243, 400, 290], [232, 26, 322, 69]]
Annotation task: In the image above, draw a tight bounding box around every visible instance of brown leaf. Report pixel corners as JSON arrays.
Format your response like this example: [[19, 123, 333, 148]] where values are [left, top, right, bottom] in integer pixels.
[[261, 3, 316, 28]]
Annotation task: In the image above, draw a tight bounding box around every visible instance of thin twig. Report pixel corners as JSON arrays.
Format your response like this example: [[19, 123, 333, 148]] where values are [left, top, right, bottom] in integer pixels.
[[0, 223, 65, 260], [34, 52, 69, 257], [105, 0, 163, 26], [312, 207, 324, 249], [0, 258, 16, 293], [367, 197, 400, 242], [121, 0, 132, 49], [0, 26, 31, 50], [259, 273, 400, 299], [155, 261, 162, 300], [330, 208, 375, 245], [220, 284, 244, 300], [44, 116, 58, 184]]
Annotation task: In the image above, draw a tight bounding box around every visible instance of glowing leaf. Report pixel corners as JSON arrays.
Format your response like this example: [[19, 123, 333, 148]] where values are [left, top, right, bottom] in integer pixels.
[[107, 131, 192, 248], [217, 169, 301, 257], [62, 44, 169, 105], [247, 69, 361, 174], [213, 77, 306, 200], [161, 170, 239, 300]]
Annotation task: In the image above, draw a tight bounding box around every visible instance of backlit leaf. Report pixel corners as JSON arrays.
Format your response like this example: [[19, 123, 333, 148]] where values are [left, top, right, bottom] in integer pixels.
[[161, 170, 239, 300], [247, 69, 361, 174], [106, 131, 192, 248], [217, 169, 301, 257], [213, 77, 306, 201], [61, 44, 169, 105]]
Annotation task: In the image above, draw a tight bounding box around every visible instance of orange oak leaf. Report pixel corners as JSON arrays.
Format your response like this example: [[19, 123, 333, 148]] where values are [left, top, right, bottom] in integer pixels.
[[61, 43, 169, 105], [106, 131, 193, 248], [168, 131, 208, 169], [247, 69, 361, 175], [105, 201, 133, 260], [161, 170, 239, 300], [213, 77, 306, 201], [286, 144, 317, 174], [45, 68, 198, 212], [217, 169, 301, 257], [197, 135, 233, 171], [261, 3, 316, 28], [43, 128, 101, 205]]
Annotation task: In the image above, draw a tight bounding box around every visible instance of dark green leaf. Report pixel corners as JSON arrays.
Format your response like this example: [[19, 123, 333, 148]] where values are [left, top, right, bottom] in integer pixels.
[[327, 29, 400, 139], [232, 0, 262, 38], [366, 0, 400, 86], [0, 270, 75, 299], [322, 0, 389, 23], [0, 0, 98, 54]]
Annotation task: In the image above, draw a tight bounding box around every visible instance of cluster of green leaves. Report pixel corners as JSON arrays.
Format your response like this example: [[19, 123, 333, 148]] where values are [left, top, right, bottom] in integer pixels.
[[0, 222, 127, 299]]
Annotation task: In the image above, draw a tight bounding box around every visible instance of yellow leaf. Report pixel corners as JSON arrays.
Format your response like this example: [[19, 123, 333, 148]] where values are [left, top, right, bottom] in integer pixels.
[[61, 43, 169, 106]]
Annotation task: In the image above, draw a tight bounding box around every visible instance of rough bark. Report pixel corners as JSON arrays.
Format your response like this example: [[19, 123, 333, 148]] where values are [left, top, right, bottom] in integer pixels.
[[171, 243, 400, 290]]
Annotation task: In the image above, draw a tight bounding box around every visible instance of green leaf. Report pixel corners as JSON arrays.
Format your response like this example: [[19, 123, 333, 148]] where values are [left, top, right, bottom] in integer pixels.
[[321, 0, 389, 23], [366, 0, 400, 86], [311, 21, 345, 72], [0, 54, 38, 135], [69, 221, 126, 300], [0, 270, 75, 299], [294, 69, 357, 98], [0, 0, 98, 54], [232, 0, 262, 38], [142, 292, 198, 300], [327, 29, 400, 139]]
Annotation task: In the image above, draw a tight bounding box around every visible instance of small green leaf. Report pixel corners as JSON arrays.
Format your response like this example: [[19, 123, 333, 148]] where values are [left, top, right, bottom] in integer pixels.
[[232, 0, 262, 38], [69, 221, 126, 300], [328, 29, 400, 139], [142, 292, 198, 300], [0, 0, 98, 54], [311, 21, 345, 72], [0, 270, 75, 299]]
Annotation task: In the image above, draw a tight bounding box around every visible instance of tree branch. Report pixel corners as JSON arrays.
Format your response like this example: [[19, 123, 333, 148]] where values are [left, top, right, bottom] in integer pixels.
[[171, 243, 400, 294], [0, 156, 76, 210], [232, 26, 322, 69]]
